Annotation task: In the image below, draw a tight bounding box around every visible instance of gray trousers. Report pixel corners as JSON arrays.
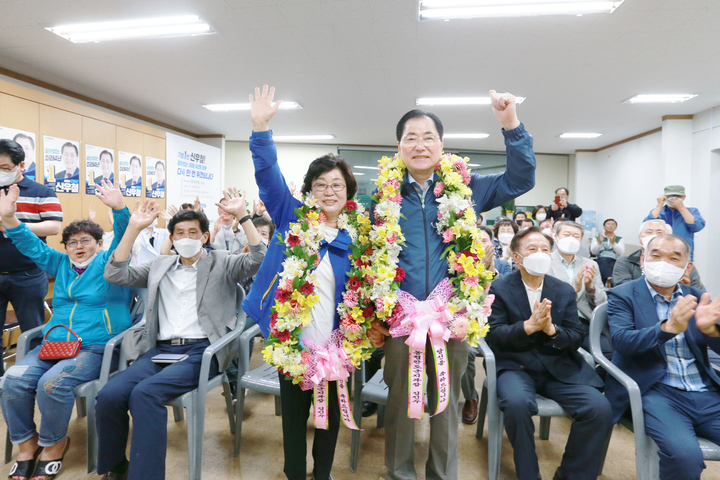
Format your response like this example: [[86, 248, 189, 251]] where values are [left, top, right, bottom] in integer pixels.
[[461, 345, 481, 402], [383, 335, 470, 480]]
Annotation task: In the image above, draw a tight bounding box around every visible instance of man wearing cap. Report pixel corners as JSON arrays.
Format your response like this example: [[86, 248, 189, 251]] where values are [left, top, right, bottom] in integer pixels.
[[645, 185, 704, 261]]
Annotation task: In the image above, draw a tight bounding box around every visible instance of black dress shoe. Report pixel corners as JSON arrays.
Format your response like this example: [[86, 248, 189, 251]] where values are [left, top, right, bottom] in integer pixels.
[[362, 401, 378, 417], [552, 467, 569, 480], [101, 472, 128, 480]]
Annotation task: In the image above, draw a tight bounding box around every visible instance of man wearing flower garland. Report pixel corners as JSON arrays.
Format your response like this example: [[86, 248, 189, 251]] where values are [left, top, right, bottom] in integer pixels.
[[367, 91, 536, 480]]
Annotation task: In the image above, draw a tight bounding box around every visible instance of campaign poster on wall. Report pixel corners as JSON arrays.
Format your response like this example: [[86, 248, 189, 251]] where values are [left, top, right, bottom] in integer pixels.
[[44, 136, 80, 194], [118, 151, 142, 197], [166, 132, 221, 221], [0, 127, 37, 181], [146, 157, 165, 199], [85, 145, 115, 194]]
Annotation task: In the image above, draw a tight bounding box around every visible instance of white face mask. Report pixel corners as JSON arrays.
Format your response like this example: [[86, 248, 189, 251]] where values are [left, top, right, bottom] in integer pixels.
[[261, 237, 269, 246], [518, 252, 552, 276], [173, 238, 203, 258], [640, 235, 656, 250], [498, 232, 514, 245], [643, 260, 687, 288], [535, 212, 547, 222], [70, 245, 100, 269], [557, 236, 581, 255], [541, 228, 552, 236], [147, 219, 158, 229], [0, 167, 20, 187]]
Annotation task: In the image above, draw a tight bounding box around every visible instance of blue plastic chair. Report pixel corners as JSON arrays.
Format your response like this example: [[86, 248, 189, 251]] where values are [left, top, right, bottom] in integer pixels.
[[589, 301, 720, 480]]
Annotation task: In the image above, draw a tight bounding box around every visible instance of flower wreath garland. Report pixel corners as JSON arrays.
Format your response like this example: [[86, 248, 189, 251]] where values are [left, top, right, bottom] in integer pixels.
[[261, 196, 375, 389], [357, 153, 494, 347]]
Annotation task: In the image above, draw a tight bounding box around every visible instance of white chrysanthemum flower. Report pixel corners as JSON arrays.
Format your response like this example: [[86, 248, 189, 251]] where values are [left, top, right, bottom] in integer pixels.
[[281, 256, 307, 278], [437, 194, 471, 217], [375, 200, 401, 220], [337, 213, 349, 230]]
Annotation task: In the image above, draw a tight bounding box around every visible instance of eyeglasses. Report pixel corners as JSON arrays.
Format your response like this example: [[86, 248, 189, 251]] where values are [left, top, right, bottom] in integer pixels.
[[0, 165, 18, 173], [66, 237, 95, 249], [312, 182, 346, 192], [400, 135, 440, 147]]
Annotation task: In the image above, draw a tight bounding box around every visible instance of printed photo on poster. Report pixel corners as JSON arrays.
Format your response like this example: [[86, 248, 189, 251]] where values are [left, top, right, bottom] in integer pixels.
[[85, 145, 115, 194], [44, 136, 80, 194], [146, 157, 165, 199], [0, 127, 37, 181], [118, 151, 142, 197]]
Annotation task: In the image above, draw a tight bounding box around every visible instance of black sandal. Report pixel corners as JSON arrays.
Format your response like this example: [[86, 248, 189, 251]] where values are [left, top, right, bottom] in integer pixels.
[[8, 445, 43, 480], [30, 437, 70, 480]]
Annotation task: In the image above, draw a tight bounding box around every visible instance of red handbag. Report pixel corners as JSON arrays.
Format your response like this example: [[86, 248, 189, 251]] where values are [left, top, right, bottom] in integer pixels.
[[37, 325, 83, 360]]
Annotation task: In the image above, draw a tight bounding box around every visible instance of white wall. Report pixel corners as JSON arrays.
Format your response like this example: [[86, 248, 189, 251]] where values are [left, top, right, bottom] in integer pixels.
[[224, 141, 339, 201], [574, 110, 720, 296], [515, 153, 569, 207]]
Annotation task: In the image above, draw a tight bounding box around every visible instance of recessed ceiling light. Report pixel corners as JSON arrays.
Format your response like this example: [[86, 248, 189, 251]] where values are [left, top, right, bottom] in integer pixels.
[[559, 133, 603, 139], [46, 15, 214, 43], [444, 133, 490, 139], [203, 102, 302, 112], [416, 96, 526, 106], [624, 94, 697, 104], [419, 1, 625, 20], [354, 166, 380, 170], [273, 135, 335, 142]]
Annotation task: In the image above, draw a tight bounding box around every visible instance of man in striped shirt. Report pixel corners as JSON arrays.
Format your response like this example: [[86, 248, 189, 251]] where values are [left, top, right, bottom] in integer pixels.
[[0, 139, 62, 375]]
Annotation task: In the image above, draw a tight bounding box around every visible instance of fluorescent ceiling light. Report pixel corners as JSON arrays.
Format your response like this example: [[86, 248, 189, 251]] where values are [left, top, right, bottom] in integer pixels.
[[444, 133, 490, 139], [370, 178, 378, 182], [203, 101, 302, 112], [417, 96, 526, 106], [273, 135, 335, 142], [467, 163, 482, 167], [559, 133, 603, 138], [624, 94, 697, 104], [354, 166, 379, 170], [419, 1, 625, 20], [46, 15, 214, 43], [353, 172, 366, 175]]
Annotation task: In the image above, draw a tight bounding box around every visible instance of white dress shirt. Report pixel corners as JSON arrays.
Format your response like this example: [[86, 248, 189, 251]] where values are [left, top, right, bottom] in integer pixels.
[[301, 227, 338, 347], [522, 278, 544, 312], [157, 251, 207, 340]]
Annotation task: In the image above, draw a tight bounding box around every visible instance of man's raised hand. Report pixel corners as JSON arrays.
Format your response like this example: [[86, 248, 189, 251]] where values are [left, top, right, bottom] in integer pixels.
[[250, 85, 282, 132], [664, 295, 697, 334], [0, 184, 19, 219], [216, 188, 247, 219], [129, 199, 161, 231], [489, 90, 521, 131], [95, 179, 125, 210]]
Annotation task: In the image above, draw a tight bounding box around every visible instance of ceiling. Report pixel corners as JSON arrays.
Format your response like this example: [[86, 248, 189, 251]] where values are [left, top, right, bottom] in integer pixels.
[[1, 0, 718, 154]]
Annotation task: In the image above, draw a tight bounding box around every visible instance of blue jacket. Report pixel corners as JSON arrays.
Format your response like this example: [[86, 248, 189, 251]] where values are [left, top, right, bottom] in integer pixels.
[[605, 279, 720, 423], [393, 124, 535, 302], [242, 131, 352, 338], [486, 270, 602, 387], [6, 208, 133, 345], [495, 258, 513, 276], [644, 206, 704, 261]]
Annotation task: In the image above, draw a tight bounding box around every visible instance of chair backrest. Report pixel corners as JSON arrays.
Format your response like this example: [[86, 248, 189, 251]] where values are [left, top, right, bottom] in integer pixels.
[[235, 284, 246, 330], [589, 301, 610, 360]]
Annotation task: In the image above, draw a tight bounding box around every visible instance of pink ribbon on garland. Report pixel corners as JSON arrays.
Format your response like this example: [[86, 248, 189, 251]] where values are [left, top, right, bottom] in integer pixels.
[[308, 339, 359, 431], [395, 278, 454, 419]]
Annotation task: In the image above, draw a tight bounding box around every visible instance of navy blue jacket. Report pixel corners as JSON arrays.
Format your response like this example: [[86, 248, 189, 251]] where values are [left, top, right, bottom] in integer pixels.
[[486, 270, 603, 387], [242, 131, 352, 338], [495, 258, 513, 276], [392, 124, 535, 302], [605, 279, 720, 422]]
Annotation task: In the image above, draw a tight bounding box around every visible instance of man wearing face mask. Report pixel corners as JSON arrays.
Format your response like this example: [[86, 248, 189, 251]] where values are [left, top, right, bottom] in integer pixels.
[[605, 234, 720, 480], [548, 221, 607, 346], [97, 188, 266, 480], [486, 226, 612, 480], [645, 185, 704, 261], [0, 139, 62, 376], [612, 219, 704, 289]]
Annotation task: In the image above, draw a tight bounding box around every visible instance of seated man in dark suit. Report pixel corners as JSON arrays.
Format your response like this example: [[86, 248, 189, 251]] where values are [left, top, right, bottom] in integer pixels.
[[486, 226, 612, 480], [606, 234, 720, 480]]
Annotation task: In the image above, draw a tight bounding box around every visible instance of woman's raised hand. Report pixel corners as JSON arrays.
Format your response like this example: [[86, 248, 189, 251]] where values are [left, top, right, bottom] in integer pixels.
[[250, 85, 282, 132]]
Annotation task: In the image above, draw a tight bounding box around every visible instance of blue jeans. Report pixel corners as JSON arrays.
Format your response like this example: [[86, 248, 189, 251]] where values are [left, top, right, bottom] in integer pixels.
[[1, 344, 105, 447], [0, 268, 48, 376]]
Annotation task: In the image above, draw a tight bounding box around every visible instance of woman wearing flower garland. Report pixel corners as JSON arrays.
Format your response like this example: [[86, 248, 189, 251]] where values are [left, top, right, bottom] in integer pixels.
[[242, 85, 370, 480]]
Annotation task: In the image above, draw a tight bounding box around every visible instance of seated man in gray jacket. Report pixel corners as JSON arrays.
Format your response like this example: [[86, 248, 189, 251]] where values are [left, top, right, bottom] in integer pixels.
[[96, 189, 265, 480], [612, 219, 704, 290]]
